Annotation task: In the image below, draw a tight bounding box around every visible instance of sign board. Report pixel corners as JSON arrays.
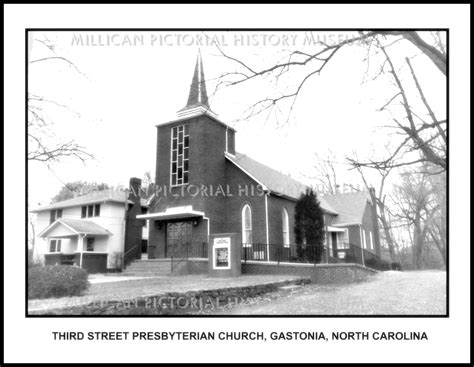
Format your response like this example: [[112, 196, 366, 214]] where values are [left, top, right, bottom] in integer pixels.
[[213, 237, 231, 269]]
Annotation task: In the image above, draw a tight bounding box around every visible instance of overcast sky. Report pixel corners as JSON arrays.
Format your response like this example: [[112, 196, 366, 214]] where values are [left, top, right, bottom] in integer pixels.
[[27, 30, 446, 207]]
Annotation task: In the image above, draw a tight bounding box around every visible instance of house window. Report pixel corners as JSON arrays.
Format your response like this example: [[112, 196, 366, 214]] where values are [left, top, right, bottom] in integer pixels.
[[81, 204, 100, 218], [342, 228, 349, 245], [369, 231, 374, 250], [242, 204, 252, 246], [170, 124, 189, 186], [282, 208, 290, 247], [86, 237, 95, 251], [362, 229, 367, 249], [141, 207, 148, 227], [49, 239, 62, 252], [49, 209, 62, 224]]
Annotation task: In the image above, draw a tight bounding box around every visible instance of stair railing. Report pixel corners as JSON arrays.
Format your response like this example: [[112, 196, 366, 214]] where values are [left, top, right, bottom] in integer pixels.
[[122, 244, 139, 270], [170, 241, 190, 274]]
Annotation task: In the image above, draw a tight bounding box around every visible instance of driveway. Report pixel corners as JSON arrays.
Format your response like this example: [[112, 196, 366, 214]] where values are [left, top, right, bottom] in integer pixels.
[[209, 270, 447, 315]]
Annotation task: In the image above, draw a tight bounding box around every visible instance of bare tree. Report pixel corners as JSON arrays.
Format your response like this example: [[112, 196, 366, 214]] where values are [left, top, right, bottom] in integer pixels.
[[350, 161, 401, 263], [309, 151, 340, 195], [214, 31, 446, 171], [28, 34, 93, 164], [425, 170, 447, 265], [353, 40, 446, 171], [392, 166, 443, 269]]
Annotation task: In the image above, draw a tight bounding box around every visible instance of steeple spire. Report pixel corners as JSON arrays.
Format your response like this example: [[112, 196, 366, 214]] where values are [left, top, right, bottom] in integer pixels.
[[180, 50, 210, 110], [188, 50, 209, 107]]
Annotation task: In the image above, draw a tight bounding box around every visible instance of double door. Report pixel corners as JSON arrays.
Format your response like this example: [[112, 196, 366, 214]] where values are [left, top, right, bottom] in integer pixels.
[[166, 221, 192, 258]]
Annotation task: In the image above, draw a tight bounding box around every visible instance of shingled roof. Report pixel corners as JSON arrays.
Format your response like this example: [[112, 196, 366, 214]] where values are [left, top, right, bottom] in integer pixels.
[[31, 189, 148, 213], [225, 152, 338, 214], [39, 218, 111, 237], [322, 191, 372, 226]]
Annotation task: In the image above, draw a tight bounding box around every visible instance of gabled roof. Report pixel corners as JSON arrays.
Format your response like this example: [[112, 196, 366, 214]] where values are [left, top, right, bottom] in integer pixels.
[[39, 219, 111, 237], [225, 152, 337, 214], [322, 191, 372, 226], [31, 189, 148, 213]]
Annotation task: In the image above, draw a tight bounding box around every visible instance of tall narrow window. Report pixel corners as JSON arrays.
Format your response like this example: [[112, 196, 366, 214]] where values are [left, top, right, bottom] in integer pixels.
[[369, 231, 374, 250], [282, 208, 290, 247], [94, 204, 100, 217], [171, 124, 189, 186], [242, 204, 252, 245], [81, 206, 87, 218]]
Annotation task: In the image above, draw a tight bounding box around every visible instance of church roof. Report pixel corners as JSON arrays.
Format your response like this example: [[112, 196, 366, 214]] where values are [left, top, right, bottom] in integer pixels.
[[225, 152, 338, 214], [322, 191, 372, 226]]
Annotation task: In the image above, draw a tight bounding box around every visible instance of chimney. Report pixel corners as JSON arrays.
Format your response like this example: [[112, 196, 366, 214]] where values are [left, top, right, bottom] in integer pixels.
[[368, 187, 382, 258], [129, 177, 142, 203]]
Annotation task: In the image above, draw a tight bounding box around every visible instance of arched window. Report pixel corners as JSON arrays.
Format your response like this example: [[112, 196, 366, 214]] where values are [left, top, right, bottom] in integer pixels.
[[282, 208, 290, 247], [242, 204, 252, 245]]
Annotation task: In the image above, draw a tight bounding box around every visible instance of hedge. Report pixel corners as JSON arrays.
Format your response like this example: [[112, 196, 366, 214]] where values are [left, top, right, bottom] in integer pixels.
[[28, 265, 89, 299]]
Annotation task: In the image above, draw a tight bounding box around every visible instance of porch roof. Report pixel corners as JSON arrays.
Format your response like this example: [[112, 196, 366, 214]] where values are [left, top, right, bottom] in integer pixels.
[[327, 226, 346, 233], [137, 206, 204, 221], [38, 219, 111, 238]]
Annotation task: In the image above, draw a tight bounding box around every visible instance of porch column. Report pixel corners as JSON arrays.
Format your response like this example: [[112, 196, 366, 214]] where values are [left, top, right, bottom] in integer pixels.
[[77, 234, 85, 268], [359, 226, 365, 267]]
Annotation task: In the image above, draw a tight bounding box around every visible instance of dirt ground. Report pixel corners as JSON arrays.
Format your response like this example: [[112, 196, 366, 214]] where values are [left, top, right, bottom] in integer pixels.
[[207, 270, 447, 315]]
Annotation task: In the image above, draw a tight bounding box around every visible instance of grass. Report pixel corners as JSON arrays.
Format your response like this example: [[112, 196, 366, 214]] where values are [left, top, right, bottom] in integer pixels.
[[28, 274, 304, 313]]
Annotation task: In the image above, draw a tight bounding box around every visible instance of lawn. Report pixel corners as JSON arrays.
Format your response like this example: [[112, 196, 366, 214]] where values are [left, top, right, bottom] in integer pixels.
[[211, 270, 447, 315], [28, 274, 304, 314]]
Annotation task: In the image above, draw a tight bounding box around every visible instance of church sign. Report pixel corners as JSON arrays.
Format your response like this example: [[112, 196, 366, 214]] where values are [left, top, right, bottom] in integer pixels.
[[213, 237, 231, 269]]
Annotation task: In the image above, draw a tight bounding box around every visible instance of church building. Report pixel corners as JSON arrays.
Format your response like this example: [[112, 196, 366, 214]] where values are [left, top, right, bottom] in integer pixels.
[[137, 52, 381, 263]]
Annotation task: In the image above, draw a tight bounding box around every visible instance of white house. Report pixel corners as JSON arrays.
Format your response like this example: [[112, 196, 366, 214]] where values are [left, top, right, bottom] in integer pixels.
[[30, 178, 148, 273]]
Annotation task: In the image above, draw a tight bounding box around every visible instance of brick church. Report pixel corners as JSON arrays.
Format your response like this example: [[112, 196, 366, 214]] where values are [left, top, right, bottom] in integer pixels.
[[138, 52, 381, 261]]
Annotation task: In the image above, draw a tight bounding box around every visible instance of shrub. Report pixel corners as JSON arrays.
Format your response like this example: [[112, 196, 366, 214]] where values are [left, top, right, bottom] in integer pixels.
[[28, 265, 89, 299]]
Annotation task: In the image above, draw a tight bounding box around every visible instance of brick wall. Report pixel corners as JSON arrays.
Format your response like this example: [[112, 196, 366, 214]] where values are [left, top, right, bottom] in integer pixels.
[[242, 262, 377, 283], [124, 178, 143, 262], [174, 258, 376, 284], [223, 161, 267, 243], [267, 195, 296, 245]]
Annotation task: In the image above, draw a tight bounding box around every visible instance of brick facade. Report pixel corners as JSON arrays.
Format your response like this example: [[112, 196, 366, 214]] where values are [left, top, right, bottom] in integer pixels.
[[148, 114, 269, 258], [242, 262, 376, 283]]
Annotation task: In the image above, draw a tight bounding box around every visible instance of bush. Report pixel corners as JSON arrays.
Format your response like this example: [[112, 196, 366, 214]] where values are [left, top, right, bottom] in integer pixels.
[[28, 265, 89, 299]]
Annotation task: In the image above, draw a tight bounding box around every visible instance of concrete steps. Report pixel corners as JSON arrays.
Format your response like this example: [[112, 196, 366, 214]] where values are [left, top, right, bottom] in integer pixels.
[[122, 259, 181, 276]]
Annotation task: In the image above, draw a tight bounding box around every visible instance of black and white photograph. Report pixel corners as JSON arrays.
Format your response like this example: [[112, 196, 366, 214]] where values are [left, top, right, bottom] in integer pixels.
[[3, 3, 471, 365], [26, 29, 448, 317]]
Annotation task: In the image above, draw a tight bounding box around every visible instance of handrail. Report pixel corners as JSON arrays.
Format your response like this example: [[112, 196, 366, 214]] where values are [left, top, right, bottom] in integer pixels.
[[170, 242, 189, 274], [170, 241, 208, 274], [240, 242, 385, 270], [122, 244, 139, 269]]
